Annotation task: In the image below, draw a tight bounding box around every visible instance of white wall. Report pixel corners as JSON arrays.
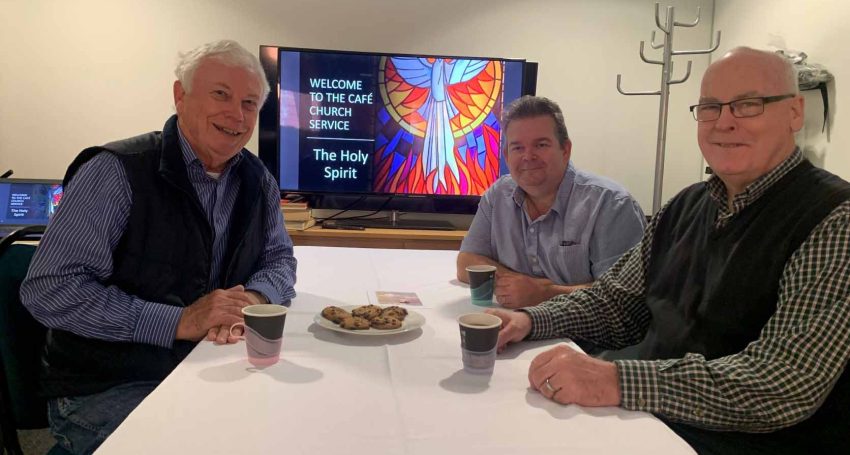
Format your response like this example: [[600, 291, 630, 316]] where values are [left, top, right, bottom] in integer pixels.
[[714, 0, 850, 178], [0, 0, 716, 213]]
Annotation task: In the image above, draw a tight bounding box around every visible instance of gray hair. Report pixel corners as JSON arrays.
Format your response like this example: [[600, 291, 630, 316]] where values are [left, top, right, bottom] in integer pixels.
[[175, 40, 270, 105], [781, 58, 800, 95], [501, 95, 570, 150]]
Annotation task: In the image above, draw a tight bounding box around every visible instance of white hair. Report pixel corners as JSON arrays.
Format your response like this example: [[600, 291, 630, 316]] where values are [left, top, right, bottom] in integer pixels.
[[780, 56, 800, 95], [175, 40, 270, 104]]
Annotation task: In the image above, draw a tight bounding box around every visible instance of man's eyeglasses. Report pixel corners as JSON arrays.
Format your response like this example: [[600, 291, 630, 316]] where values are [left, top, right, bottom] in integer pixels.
[[689, 94, 796, 121]]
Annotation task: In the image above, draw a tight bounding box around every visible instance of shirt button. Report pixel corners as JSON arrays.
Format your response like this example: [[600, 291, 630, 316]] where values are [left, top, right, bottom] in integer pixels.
[[693, 409, 703, 417], [531, 257, 538, 263], [529, 227, 535, 233], [637, 397, 646, 407]]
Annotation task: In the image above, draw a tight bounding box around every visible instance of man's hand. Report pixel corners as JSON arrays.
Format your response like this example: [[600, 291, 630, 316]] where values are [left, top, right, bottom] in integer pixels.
[[206, 324, 244, 345], [176, 285, 254, 342], [245, 290, 268, 306], [485, 308, 532, 353], [204, 289, 269, 344], [494, 270, 551, 308], [528, 344, 621, 407]]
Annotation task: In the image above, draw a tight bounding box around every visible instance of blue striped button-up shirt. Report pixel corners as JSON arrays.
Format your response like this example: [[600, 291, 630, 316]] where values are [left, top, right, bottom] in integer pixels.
[[21, 127, 297, 348]]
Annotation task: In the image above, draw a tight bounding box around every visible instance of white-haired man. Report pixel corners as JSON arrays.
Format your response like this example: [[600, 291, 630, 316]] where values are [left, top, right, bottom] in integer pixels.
[[22, 40, 297, 454], [489, 47, 850, 454]]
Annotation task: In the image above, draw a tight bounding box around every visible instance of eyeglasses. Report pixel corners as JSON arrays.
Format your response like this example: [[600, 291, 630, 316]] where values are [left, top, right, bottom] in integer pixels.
[[689, 94, 795, 121]]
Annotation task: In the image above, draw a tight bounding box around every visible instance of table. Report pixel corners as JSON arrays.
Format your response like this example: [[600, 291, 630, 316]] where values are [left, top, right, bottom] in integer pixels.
[[96, 247, 694, 455], [287, 226, 466, 250]]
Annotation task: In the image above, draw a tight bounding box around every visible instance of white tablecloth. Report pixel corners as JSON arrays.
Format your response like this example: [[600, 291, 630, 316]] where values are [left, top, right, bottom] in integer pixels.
[[96, 246, 694, 454]]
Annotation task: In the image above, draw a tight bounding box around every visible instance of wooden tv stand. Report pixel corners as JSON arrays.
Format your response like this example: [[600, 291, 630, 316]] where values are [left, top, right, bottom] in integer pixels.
[[286, 226, 466, 250]]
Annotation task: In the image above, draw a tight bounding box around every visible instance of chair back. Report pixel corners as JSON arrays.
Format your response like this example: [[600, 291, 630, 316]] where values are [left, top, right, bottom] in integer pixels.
[[0, 243, 47, 428], [0, 228, 49, 454]]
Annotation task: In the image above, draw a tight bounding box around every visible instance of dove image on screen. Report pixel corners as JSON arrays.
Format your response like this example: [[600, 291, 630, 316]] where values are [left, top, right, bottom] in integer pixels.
[[390, 57, 490, 193]]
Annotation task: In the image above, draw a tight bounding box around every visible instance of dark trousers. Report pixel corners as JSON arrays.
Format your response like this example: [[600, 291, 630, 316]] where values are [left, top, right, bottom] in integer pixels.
[[663, 420, 811, 455]]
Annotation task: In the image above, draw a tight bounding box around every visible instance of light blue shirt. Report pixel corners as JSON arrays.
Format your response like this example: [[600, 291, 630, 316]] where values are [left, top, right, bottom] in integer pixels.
[[461, 163, 646, 284]]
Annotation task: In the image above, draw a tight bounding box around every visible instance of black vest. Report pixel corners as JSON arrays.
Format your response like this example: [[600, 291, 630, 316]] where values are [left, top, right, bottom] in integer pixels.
[[41, 116, 268, 397], [642, 160, 850, 453]]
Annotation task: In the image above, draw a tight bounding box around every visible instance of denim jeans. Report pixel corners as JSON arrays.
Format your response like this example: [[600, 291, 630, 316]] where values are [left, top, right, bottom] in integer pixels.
[[47, 381, 160, 455]]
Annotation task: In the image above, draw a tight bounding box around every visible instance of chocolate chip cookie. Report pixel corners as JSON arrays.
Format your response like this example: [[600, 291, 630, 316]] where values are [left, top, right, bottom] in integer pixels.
[[351, 304, 382, 320], [338, 316, 371, 330], [321, 306, 351, 324], [380, 306, 408, 320], [370, 316, 402, 330]]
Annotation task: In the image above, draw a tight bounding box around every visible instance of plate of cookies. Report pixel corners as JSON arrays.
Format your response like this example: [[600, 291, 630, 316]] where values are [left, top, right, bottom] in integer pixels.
[[314, 304, 425, 335]]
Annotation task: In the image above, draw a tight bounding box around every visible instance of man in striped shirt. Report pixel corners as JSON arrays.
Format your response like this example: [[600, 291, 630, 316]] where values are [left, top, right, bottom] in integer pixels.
[[21, 40, 297, 454], [488, 47, 850, 453]]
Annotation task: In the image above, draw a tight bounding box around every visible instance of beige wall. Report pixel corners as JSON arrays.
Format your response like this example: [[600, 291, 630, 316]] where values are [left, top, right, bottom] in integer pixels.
[[714, 0, 850, 179], [0, 0, 716, 213]]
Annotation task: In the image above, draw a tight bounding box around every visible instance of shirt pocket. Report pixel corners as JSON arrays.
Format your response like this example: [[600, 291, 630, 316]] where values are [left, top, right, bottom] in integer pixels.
[[551, 242, 592, 284]]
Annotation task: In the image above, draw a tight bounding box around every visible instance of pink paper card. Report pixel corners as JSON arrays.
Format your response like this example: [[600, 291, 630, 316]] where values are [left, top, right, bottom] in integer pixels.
[[374, 291, 423, 306]]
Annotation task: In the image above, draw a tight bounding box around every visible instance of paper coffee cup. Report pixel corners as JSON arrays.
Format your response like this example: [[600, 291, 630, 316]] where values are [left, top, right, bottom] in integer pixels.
[[231, 304, 288, 367], [457, 312, 501, 374], [466, 265, 497, 306]]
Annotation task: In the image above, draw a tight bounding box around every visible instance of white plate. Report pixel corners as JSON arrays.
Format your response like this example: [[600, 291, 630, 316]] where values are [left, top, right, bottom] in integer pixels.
[[313, 305, 426, 336]]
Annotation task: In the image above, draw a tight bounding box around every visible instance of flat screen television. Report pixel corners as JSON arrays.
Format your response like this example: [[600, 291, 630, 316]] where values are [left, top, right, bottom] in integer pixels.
[[258, 45, 537, 229]]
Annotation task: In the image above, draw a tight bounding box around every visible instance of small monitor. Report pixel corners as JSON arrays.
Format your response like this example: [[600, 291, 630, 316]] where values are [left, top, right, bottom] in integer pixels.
[[0, 178, 63, 237]]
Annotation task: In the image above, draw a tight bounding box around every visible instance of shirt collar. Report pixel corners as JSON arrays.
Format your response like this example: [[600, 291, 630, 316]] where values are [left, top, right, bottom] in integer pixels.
[[706, 147, 803, 214], [175, 122, 243, 174]]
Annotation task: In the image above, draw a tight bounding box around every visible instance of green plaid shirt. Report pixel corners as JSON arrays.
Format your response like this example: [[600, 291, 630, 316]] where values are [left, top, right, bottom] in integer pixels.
[[524, 149, 850, 432]]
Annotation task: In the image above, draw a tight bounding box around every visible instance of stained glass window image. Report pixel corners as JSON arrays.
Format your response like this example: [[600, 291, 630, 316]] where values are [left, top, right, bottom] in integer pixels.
[[374, 57, 504, 195]]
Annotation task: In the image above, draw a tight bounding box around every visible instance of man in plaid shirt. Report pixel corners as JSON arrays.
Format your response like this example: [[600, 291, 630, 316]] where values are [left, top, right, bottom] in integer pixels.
[[488, 47, 850, 454]]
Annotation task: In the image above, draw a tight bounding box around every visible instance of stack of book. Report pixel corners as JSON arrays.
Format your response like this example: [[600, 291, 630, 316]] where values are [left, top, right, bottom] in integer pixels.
[[281, 200, 315, 230]]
